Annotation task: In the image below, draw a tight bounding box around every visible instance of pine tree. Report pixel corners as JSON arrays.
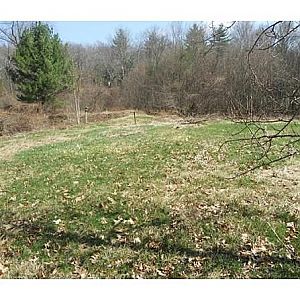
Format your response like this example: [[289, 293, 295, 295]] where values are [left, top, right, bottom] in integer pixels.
[[8, 22, 73, 104], [183, 23, 207, 67], [184, 23, 205, 54], [211, 23, 230, 54], [111, 29, 133, 83], [144, 29, 168, 71]]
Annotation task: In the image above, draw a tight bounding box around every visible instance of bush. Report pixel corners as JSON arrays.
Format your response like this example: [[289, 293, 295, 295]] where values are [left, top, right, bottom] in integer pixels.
[[0, 113, 33, 135]]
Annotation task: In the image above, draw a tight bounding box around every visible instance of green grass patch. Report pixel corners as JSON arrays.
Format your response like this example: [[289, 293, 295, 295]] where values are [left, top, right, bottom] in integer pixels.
[[0, 113, 300, 278]]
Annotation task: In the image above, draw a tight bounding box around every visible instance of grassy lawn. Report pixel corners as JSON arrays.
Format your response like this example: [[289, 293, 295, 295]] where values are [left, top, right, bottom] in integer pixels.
[[0, 113, 299, 278]]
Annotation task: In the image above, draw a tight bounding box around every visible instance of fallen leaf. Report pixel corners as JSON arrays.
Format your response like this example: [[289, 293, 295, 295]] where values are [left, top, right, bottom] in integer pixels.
[[157, 269, 167, 277], [241, 233, 249, 243], [286, 222, 295, 229], [0, 263, 8, 276], [133, 237, 141, 244], [53, 219, 62, 225], [124, 218, 135, 225]]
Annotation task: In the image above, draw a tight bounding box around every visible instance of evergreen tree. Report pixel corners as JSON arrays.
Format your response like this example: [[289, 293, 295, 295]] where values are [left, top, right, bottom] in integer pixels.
[[144, 29, 169, 71], [184, 23, 206, 54], [8, 22, 73, 104], [210, 23, 231, 54], [111, 29, 133, 83]]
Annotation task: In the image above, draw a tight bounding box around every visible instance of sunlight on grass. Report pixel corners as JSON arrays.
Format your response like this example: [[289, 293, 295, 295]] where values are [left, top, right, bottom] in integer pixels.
[[0, 114, 300, 278]]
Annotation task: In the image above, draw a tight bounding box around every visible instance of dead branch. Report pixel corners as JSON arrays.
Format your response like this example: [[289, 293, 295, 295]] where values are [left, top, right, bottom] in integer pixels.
[[227, 151, 297, 179]]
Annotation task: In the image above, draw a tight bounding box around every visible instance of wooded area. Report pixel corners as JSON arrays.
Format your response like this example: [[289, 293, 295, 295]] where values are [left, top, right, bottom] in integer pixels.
[[1, 21, 300, 118]]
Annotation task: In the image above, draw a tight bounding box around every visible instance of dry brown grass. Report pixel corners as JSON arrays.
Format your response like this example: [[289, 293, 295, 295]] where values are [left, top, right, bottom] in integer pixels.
[[0, 135, 72, 161]]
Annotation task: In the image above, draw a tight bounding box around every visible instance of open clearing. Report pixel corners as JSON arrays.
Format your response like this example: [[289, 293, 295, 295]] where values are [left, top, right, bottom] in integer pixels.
[[0, 113, 299, 278]]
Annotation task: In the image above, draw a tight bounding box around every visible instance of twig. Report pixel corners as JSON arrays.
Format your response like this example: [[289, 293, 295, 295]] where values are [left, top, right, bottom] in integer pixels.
[[266, 222, 285, 246], [257, 23, 300, 51], [226, 151, 297, 179]]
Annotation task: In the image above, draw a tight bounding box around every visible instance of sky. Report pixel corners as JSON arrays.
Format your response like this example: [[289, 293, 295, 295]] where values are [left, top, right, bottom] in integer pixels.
[[1, 0, 298, 45], [51, 21, 195, 45]]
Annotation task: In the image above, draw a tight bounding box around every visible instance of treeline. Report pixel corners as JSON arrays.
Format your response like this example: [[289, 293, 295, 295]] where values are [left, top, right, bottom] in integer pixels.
[[1, 21, 300, 117]]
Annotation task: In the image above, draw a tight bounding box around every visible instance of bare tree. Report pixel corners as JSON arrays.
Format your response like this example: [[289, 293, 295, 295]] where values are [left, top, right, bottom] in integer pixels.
[[0, 22, 33, 46], [224, 21, 300, 176]]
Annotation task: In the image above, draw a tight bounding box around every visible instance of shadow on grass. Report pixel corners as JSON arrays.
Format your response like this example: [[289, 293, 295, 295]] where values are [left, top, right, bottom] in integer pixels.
[[1, 217, 300, 278]]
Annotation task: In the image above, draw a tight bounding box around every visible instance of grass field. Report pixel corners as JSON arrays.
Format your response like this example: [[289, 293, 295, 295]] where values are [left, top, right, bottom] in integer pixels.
[[0, 113, 299, 278]]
